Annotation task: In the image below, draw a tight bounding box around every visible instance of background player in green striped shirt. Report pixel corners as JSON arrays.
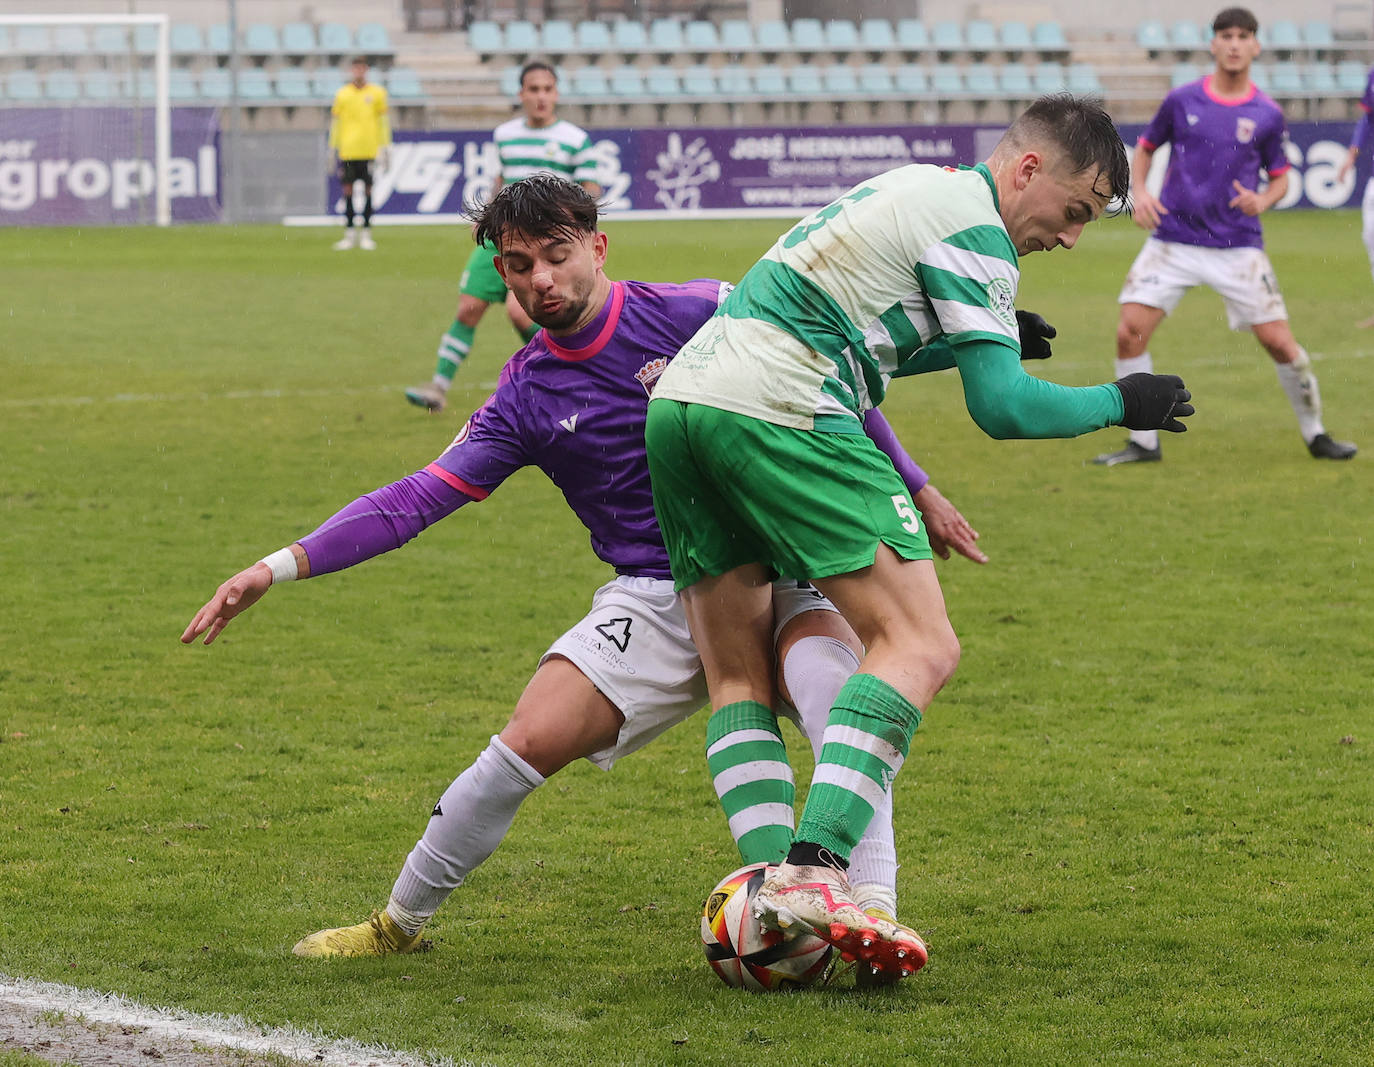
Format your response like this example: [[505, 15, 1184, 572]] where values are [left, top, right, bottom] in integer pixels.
[[406, 61, 601, 411], [646, 95, 1196, 982]]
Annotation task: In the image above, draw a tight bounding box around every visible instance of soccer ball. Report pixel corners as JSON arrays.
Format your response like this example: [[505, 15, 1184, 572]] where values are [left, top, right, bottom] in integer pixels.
[[700, 862, 833, 991]]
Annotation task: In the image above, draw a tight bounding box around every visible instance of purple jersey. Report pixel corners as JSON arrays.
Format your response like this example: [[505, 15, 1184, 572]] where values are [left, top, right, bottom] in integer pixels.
[[1350, 68, 1374, 154], [1142, 76, 1292, 250], [425, 279, 728, 579]]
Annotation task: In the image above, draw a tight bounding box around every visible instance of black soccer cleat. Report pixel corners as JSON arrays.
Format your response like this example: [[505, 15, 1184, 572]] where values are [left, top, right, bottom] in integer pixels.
[[1307, 433, 1357, 460], [1092, 440, 1162, 466]]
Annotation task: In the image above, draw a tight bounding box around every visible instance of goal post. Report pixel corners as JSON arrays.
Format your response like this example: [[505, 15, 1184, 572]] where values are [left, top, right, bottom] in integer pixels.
[[0, 12, 171, 225]]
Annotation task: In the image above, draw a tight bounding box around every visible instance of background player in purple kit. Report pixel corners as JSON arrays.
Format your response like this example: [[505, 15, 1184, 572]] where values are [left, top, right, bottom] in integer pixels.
[[1337, 64, 1374, 328], [1094, 6, 1356, 466], [182, 176, 986, 967]]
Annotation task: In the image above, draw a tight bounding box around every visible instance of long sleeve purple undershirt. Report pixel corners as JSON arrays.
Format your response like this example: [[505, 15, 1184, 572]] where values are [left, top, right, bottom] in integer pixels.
[[1352, 114, 1371, 154], [298, 412, 930, 578]]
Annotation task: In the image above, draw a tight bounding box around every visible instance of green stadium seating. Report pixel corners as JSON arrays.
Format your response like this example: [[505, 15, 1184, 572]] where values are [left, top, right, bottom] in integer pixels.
[[895, 19, 929, 55], [648, 19, 684, 52], [715, 66, 753, 95], [786, 63, 825, 95], [680, 65, 716, 96], [857, 64, 896, 95], [684, 20, 719, 51], [859, 19, 895, 53], [540, 20, 575, 56], [504, 20, 538, 54], [998, 63, 1033, 95], [720, 20, 755, 53], [790, 19, 826, 55], [755, 21, 791, 53], [568, 66, 609, 98], [576, 20, 612, 54], [822, 63, 860, 95], [894, 63, 930, 94], [930, 21, 964, 53], [1000, 22, 1032, 53], [609, 66, 645, 97], [1033, 62, 1067, 93], [274, 67, 313, 101], [644, 64, 680, 96], [612, 20, 647, 54], [279, 23, 317, 63], [826, 20, 859, 54], [965, 20, 998, 53]]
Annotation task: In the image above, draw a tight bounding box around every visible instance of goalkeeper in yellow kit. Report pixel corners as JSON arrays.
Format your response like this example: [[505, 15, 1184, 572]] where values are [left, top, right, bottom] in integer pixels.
[[330, 57, 390, 251]]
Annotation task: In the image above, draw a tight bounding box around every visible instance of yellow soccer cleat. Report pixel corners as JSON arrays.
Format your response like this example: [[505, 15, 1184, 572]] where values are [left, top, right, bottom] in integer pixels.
[[292, 910, 424, 958]]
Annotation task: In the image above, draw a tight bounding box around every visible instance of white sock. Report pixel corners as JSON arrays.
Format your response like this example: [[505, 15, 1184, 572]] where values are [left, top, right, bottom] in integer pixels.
[[782, 635, 900, 914], [1274, 347, 1324, 442], [1116, 353, 1159, 450], [386, 735, 545, 933], [429, 375, 451, 392]]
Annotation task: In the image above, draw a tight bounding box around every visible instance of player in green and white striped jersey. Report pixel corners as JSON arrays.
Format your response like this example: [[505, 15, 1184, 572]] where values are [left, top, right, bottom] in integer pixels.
[[406, 61, 601, 412], [647, 96, 1196, 983]]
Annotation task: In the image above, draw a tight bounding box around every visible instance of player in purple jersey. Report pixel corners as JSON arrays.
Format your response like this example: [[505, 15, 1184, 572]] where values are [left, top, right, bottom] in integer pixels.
[[1095, 6, 1357, 465], [1337, 64, 1374, 327], [182, 176, 987, 975]]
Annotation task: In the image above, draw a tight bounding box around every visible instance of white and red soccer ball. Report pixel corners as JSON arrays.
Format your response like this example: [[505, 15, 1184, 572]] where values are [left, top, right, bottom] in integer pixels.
[[700, 862, 832, 991]]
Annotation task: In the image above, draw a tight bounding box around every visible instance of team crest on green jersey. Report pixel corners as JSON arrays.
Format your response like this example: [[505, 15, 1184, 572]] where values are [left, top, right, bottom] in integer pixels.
[[986, 276, 1016, 327]]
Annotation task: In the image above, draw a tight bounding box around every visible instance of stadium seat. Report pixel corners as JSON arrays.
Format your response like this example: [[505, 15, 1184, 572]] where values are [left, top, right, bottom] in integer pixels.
[[1302, 20, 1335, 53], [1336, 60, 1368, 93], [1031, 21, 1068, 54], [1171, 21, 1207, 52], [790, 19, 826, 55], [13, 25, 51, 58], [241, 23, 280, 59], [895, 19, 929, 54], [998, 63, 1033, 96], [387, 68, 426, 100], [541, 20, 575, 56], [894, 63, 930, 94], [1066, 63, 1103, 94], [575, 20, 612, 54], [826, 19, 860, 55], [755, 20, 791, 53], [857, 63, 896, 95], [720, 20, 755, 53], [931, 63, 964, 94], [0, 25, 10, 56], [81, 70, 120, 101], [612, 20, 648, 55], [468, 20, 503, 56], [169, 23, 204, 56], [312, 69, 341, 99], [715, 66, 753, 96], [859, 19, 895, 54], [649, 18, 684, 52], [280, 22, 318, 63], [645, 64, 680, 96], [1170, 62, 1201, 87], [44, 70, 82, 102], [204, 23, 232, 57], [1136, 20, 1169, 54], [53, 24, 91, 56], [1265, 20, 1302, 53], [822, 63, 860, 95], [684, 20, 719, 51], [355, 23, 393, 56], [1032, 62, 1066, 93], [499, 67, 522, 97], [1000, 22, 1032, 53], [753, 66, 788, 95], [1248, 62, 1271, 89], [963, 66, 998, 96], [1268, 61, 1304, 94], [930, 21, 964, 53], [198, 68, 231, 102], [169, 68, 198, 101], [609, 66, 645, 97], [274, 68, 312, 101], [1303, 64, 1337, 93], [680, 65, 716, 96], [132, 23, 159, 55], [786, 63, 825, 95], [568, 66, 610, 98], [504, 20, 539, 54], [965, 20, 998, 54], [6, 70, 40, 101], [237, 68, 273, 101], [317, 22, 351, 59]]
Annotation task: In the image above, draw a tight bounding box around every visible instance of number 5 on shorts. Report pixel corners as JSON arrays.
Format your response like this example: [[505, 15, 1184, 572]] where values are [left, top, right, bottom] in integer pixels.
[[891, 494, 922, 533]]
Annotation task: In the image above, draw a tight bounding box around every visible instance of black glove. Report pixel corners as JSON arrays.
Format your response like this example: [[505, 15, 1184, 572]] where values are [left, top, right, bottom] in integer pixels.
[[1016, 310, 1056, 360], [1113, 372, 1195, 432]]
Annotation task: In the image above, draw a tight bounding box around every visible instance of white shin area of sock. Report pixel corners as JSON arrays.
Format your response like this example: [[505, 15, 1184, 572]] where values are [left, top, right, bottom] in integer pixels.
[[387, 735, 545, 933], [781, 634, 900, 912], [1116, 352, 1159, 450], [1275, 348, 1324, 442]]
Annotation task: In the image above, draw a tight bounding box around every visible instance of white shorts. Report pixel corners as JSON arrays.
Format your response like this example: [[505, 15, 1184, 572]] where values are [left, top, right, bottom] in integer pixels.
[[1118, 238, 1288, 330], [541, 575, 839, 770]]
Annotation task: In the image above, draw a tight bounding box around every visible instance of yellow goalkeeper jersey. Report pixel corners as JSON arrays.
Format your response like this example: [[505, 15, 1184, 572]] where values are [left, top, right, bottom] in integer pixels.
[[330, 81, 391, 161]]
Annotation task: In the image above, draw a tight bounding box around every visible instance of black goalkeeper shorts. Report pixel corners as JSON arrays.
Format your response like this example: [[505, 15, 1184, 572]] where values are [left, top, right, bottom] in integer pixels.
[[339, 159, 373, 184]]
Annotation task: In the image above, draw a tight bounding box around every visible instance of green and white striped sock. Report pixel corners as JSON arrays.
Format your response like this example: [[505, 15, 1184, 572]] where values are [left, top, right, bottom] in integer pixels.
[[435, 319, 474, 385], [795, 673, 921, 861], [705, 700, 795, 864]]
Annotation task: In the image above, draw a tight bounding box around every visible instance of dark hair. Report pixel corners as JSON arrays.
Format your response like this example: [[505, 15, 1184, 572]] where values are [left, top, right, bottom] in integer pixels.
[[470, 173, 599, 250], [519, 60, 557, 88], [349, 56, 368, 67], [1003, 94, 1131, 209], [1212, 7, 1259, 34]]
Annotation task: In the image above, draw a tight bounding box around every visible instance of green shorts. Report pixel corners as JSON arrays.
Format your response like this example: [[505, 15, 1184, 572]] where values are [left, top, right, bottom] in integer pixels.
[[458, 240, 509, 304], [645, 399, 932, 591]]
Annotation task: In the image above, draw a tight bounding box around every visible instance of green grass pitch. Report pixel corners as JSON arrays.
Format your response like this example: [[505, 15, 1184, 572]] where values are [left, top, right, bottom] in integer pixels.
[[2, 210, 1373, 1066]]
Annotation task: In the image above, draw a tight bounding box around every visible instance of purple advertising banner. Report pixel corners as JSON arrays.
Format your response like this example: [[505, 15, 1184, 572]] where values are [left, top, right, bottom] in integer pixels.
[[333, 120, 1362, 220], [0, 107, 220, 225]]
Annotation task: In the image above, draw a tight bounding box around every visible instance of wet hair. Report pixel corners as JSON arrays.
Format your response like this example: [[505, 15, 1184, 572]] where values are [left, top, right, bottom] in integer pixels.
[[519, 60, 557, 88], [470, 173, 599, 251], [1212, 7, 1259, 34], [1000, 93, 1131, 210]]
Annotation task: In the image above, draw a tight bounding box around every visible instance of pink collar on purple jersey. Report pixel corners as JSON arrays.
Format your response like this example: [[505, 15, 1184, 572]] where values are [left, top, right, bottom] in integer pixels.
[[544, 281, 625, 362], [1201, 74, 1258, 106]]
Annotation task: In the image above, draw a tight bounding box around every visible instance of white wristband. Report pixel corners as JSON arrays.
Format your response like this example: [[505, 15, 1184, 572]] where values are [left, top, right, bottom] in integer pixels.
[[259, 547, 298, 584]]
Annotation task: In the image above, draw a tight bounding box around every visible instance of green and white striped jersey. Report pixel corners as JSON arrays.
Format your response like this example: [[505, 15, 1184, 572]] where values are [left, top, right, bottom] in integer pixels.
[[655, 162, 1020, 431], [494, 116, 598, 186]]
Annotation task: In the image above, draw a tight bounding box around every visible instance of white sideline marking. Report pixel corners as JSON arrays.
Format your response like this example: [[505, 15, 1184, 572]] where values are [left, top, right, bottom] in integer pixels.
[[0, 385, 404, 409], [0, 974, 459, 1067]]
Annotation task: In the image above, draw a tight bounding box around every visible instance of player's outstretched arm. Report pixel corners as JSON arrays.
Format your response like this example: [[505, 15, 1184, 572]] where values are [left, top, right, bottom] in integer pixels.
[[181, 545, 308, 646], [913, 483, 987, 564], [1129, 144, 1168, 231]]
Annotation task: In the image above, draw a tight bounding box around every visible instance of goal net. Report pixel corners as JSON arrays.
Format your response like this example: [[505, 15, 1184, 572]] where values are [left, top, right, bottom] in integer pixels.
[[0, 13, 176, 225]]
